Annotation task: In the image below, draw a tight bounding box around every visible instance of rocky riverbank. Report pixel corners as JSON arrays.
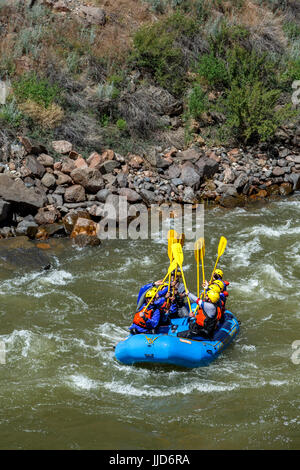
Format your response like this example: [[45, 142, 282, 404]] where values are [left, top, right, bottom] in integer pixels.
[[0, 136, 299, 246]]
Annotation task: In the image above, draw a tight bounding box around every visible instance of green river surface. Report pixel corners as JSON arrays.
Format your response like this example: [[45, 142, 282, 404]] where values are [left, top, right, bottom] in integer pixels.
[[0, 196, 299, 450]]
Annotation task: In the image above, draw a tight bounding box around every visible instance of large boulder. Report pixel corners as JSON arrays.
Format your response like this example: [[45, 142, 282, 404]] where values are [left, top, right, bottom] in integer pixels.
[[180, 162, 201, 188], [64, 184, 86, 203], [24, 155, 46, 178], [70, 167, 105, 193], [195, 156, 219, 179], [0, 174, 47, 212]]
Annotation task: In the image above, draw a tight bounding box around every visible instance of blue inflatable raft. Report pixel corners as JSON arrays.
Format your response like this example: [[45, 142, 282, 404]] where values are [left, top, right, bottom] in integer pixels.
[[115, 307, 240, 368]]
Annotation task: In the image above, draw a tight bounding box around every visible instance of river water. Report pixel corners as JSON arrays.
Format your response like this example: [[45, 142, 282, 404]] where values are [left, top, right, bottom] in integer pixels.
[[0, 196, 299, 450]]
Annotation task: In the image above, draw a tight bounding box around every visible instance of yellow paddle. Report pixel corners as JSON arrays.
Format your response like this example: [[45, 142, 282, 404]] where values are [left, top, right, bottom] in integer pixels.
[[172, 243, 192, 314], [194, 237, 205, 299], [143, 259, 178, 311], [167, 230, 179, 302], [210, 236, 227, 283]]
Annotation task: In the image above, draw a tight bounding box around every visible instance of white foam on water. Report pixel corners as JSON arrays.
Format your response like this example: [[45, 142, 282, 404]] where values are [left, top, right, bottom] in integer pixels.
[[268, 380, 290, 387], [240, 344, 257, 352], [66, 374, 99, 391], [226, 237, 262, 267], [102, 379, 239, 397], [1, 329, 33, 358], [40, 270, 73, 286]]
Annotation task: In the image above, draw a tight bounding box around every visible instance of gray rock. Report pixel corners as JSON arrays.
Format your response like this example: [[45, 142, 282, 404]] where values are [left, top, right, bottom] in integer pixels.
[[119, 188, 142, 202], [96, 189, 111, 203], [287, 173, 300, 191], [0, 174, 47, 211], [286, 155, 300, 164], [195, 156, 219, 179], [182, 187, 196, 203], [64, 185, 86, 203], [139, 189, 158, 206], [15, 219, 38, 239], [217, 183, 238, 197], [99, 160, 120, 175], [167, 164, 181, 179], [116, 173, 128, 188], [41, 172, 56, 188], [24, 155, 46, 178], [234, 172, 248, 190], [171, 178, 183, 186], [180, 162, 201, 188], [70, 167, 105, 193]]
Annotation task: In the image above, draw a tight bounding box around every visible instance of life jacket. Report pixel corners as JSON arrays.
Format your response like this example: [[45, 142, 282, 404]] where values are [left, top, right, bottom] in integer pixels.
[[158, 300, 168, 313], [133, 307, 154, 329], [195, 303, 222, 329]]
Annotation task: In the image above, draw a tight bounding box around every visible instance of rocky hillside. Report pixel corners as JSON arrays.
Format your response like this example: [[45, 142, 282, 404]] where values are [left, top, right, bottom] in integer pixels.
[[0, 0, 299, 243]]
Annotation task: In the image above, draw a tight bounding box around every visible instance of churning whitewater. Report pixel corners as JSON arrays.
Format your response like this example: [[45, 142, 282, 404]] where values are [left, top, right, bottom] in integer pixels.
[[0, 195, 299, 449]]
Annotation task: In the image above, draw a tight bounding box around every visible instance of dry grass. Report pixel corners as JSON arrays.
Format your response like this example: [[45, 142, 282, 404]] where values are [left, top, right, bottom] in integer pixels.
[[19, 100, 64, 128]]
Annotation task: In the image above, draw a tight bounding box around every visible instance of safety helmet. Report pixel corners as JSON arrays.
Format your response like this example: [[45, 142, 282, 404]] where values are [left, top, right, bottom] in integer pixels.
[[206, 290, 220, 303], [212, 280, 224, 291], [208, 284, 221, 293], [145, 288, 157, 298], [214, 269, 223, 279]]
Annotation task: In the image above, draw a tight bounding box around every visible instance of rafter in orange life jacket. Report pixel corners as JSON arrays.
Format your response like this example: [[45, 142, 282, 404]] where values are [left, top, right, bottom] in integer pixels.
[[133, 307, 154, 329], [195, 303, 222, 328]]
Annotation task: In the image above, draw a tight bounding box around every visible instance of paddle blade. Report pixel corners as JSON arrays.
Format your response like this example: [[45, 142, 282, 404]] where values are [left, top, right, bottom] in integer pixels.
[[217, 236, 227, 257], [168, 259, 178, 275], [194, 237, 205, 262], [172, 243, 183, 266], [167, 229, 178, 260]]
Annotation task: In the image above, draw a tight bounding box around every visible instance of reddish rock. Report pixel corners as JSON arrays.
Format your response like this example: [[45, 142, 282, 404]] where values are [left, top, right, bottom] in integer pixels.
[[128, 154, 144, 169], [61, 157, 76, 174], [74, 157, 88, 169], [87, 152, 103, 169], [54, 162, 62, 171], [70, 217, 100, 247], [54, 171, 72, 186], [272, 167, 285, 177], [64, 185, 86, 203], [62, 210, 91, 234], [37, 154, 54, 167], [35, 206, 60, 225]]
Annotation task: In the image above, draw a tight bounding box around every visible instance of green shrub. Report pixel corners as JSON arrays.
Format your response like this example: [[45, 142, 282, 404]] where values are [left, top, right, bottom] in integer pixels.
[[283, 22, 300, 40], [187, 85, 209, 119], [197, 53, 228, 88], [116, 118, 128, 132], [13, 73, 61, 108], [132, 12, 199, 96], [220, 80, 295, 143]]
